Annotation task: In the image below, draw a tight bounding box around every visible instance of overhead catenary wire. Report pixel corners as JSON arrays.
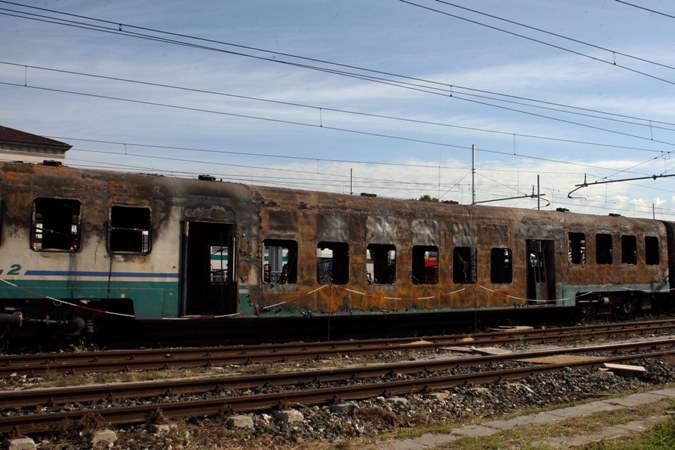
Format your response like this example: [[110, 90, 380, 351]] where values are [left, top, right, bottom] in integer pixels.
[[65, 158, 473, 195], [615, 0, 675, 21], [4, 8, 675, 148], [3, 4, 675, 208], [61, 136, 644, 178], [71, 150, 675, 208], [66, 157, 675, 218], [433, 0, 675, 71], [66, 159, 553, 207], [68, 150, 469, 189], [2, 2, 675, 130], [400, 0, 675, 87], [70, 148, 586, 191], [0, 60, 670, 155], [65, 160, 429, 192], [0, 81, 659, 178]]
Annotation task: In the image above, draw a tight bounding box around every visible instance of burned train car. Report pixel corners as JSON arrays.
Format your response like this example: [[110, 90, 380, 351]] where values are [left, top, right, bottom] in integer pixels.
[[0, 160, 671, 336]]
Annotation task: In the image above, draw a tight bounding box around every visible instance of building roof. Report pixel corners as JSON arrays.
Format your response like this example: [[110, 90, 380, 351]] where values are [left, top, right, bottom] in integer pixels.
[[0, 125, 71, 152]]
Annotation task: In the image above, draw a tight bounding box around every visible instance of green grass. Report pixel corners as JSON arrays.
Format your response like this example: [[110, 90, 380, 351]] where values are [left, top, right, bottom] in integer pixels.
[[585, 418, 675, 450], [439, 400, 675, 450]]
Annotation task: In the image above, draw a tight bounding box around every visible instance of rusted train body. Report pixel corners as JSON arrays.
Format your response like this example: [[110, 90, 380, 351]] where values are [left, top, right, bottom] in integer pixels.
[[0, 161, 672, 336]]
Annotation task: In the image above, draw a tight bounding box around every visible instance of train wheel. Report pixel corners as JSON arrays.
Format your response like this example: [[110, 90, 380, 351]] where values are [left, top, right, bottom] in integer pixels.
[[616, 299, 639, 319], [577, 303, 597, 323]]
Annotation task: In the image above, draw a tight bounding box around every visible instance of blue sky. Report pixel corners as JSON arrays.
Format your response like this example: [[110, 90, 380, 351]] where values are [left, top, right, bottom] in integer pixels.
[[3, 0, 675, 217]]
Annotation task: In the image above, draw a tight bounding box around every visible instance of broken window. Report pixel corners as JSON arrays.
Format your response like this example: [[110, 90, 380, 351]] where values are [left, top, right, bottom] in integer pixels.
[[31, 198, 81, 252], [596, 233, 613, 264], [412, 245, 439, 285], [453, 247, 477, 283], [317, 242, 349, 284], [263, 239, 297, 284], [109, 206, 151, 254], [646, 236, 660, 265], [568, 232, 586, 265], [621, 235, 637, 265], [366, 244, 396, 284], [209, 245, 229, 283], [490, 248, 512, 283]]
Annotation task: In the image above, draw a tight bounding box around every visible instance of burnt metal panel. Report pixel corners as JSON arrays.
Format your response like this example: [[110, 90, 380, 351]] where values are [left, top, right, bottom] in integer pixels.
[[318, 214, 349, 242], [1, 161, 670, 319], [412, 219, 438, 246]]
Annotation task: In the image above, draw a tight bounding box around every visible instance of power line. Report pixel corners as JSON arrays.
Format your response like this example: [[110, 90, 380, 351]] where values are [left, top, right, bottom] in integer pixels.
[[67, 138, 456, 171], [400, 0, 675, 87], [3, 7, 675, 147], [69, 149, 463, 188], [433, 0, 675, 71], [60, 136, 617, 177], [450, 92, 675, 151], [0, 60, 668, 155], [2, 81, 657, 177], [615, 0, 675, 20], [65, 155, 469, 193], [0, 80, 470, 151], [553, 198, 675, 217], [2, 2, 675, 130], [67, 157, 675, 216]]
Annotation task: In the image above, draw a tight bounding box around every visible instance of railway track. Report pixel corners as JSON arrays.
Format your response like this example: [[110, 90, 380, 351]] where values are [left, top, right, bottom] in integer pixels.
[[2, 317, 675, 375], [0, 337, 673, 434]]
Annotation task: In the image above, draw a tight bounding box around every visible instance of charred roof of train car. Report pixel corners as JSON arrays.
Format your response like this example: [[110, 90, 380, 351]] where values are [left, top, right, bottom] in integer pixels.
[[0, 161, 665, 232]]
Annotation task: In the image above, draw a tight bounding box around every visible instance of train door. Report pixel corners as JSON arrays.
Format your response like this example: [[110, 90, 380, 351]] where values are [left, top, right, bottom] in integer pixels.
[[182, 221, 237, 315], [526, 239, 555, 301]]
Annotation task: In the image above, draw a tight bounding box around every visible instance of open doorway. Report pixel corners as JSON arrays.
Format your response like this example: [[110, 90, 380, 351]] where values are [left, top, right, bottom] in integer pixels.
[[526, 239, 555, 301], [182, 222, 236, 315]]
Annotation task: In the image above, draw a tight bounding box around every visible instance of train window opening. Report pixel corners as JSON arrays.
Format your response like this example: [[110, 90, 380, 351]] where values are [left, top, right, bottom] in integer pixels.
[[412, 245, 439, 285], [109, 206, 151, 254], [621, 235, 637, 265], [491, 248, 512, 283], [596, 234, 613, 264], [367, 244, 396, 284], [568, 232, 586, 265], [453, 247, 477, 283], [646, 236, 660, 265], [209, 245, 229, 283], [31, 198, 81, 252], [263, 239, 297, 284], [317, 242, 349, 284]]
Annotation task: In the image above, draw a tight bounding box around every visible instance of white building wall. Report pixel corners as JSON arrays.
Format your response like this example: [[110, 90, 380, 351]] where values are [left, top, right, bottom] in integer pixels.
[[0, 146, 66, 163]]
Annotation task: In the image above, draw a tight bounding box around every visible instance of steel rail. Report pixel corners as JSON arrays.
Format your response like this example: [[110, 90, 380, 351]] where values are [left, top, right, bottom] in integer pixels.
[[2, 318, 675, 375], [0, 346, 673, 434], [1, 337, 674, 410]]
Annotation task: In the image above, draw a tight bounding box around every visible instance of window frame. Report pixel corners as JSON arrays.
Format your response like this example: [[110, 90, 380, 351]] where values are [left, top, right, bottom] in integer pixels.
[[262, 239, 299, 285], [490, 247, 513, 284], [209, 244, 230, 284], [453, 246, 477, 284], [568, 232, 587, 265], [645, 236, 660, 265], [366, 243, 397, 285], [30, 197, 82, 253], [107, 204, 153, 256], [595, 233, 613, 265], [316, 241, 349, 285], [411, 245, 439, 285], [621, 235, 637, 265]]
